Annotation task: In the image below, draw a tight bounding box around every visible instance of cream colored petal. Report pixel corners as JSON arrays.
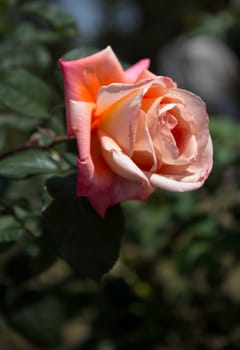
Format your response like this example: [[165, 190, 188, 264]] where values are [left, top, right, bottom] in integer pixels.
[[98, 130, 150, 185], [95, 76, 176, 116], [96, 79, 153, 115], [148, 173, 205, 192], [99, 88, 143, 155]]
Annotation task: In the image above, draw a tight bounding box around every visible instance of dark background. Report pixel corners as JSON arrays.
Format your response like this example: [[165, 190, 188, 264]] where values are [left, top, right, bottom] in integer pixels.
[[0, 1, 240, 349]]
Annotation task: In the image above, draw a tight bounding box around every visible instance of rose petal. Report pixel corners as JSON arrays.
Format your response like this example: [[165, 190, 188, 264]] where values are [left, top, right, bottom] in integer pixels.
[[186, 137, 213, 182], [133, 111, 158, 172], [59, 46, 126, 135], [69, 100, 95, 160], [148, 172, 206, 192], [99, 87, 144, 155], [76, 134, 153, 217], [144, 77, 177, 95], [96, 79, 153, 115], [135, 69, 157, 81], [165, 88, 209, 151], [88, 174, 154, 217], [147, 136, 213, 191], [178, 134, 198, 162], [95, 76, 176, 117], [124, 58, 151, 83], [143, 98, 179, 164], [99, 130, 150, 185], [97, 80, 157, 155], [77, 134, 112, 196]]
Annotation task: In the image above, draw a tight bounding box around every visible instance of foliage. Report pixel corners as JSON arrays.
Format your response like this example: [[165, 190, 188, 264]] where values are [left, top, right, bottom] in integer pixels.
[[0, 0, 240, 349]]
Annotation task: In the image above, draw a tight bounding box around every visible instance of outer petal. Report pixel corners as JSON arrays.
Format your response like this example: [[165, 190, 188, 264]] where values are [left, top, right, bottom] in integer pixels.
[[88, 173, 154, 217], [185, 136, 213, 182], [77, 134, 153, 217], [124, 58, 151, 83], [69, 100, 95, 160], [59, 46, 126, 135], [77, 134, 113, 198], [69, 100, 95, 194]]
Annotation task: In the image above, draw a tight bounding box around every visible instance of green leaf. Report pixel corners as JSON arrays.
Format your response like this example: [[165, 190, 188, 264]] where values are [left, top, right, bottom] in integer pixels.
[[0, 149, 71, 179], [0, 68, 52, 119], [2, 69, 52, 106], [210, 118, 240, 144], [7, 294, 65, 346], [42, 197, 124, 279], [190, 218, 218, 238], [0, 215, 22, 243], [0, 82, 47, 119], [0, 127, 6, 150], [0, 42, 51, 70], [14, 23, 59, 44], [0, 114, 39, 130], [21, 1, 78, 35], [210, 118, 240, 167]]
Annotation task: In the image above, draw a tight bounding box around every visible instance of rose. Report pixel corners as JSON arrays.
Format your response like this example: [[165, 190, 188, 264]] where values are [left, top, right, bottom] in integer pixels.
[[59, 46, 213, 217]]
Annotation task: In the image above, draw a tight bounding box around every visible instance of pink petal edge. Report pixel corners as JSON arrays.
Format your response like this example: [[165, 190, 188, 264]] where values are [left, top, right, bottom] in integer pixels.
[[124, 58, 151, 83], [59, 46, 126, 135]]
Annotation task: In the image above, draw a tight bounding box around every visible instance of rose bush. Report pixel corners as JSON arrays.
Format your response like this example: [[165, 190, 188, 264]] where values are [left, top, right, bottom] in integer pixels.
[[59, 46, 213, 216]]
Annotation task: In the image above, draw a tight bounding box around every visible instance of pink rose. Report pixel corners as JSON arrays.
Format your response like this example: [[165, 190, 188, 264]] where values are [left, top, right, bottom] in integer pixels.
[[59, 46, 213, 217]]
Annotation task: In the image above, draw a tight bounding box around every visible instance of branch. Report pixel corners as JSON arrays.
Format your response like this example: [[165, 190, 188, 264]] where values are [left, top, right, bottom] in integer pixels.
[[0, 134, 75, 160]]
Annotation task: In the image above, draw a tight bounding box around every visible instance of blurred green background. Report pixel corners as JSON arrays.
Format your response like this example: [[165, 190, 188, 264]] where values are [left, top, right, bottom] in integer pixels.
[[1, 0, 240, 349]]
